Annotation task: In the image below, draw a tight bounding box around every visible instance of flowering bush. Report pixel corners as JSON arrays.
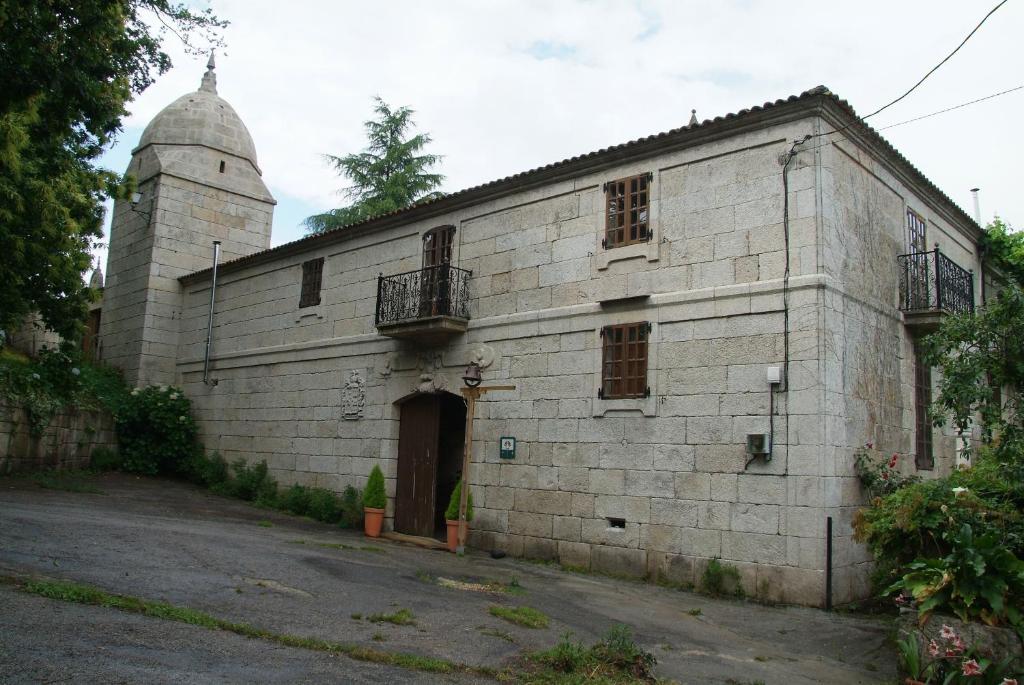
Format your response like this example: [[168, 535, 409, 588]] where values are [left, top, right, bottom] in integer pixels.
[[853, 443, 919, 497], [115, 385, 198, 475], [896, 622, 1022, 683]]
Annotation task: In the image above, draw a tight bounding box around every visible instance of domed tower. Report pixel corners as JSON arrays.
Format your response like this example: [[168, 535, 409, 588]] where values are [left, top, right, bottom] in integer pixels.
[[100, 55, 276, 386]]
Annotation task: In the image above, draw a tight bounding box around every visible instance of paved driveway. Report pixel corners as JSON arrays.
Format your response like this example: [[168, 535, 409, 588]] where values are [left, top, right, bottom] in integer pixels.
[[0, 474, 894, 683]]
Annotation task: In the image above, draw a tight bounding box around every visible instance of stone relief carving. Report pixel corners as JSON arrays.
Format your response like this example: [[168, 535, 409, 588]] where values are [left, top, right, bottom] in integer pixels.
[[341, 369, 365, 420], [467, 343, 496, 370], [416, 352, 447, 393]]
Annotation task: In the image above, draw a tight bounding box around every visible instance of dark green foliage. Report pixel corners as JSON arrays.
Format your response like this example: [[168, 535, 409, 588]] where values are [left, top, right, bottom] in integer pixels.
[[700, 558, 743, 598], [307, 488, 342, 523], [364, 465, 386, 509], [0, 347, 129, 436], [304, 98, 443, 234], [280, 483, 313, 516], [89, 447, 121, 471], [187, 451, 229, 488], [444, 478, 473, 522], [115, 385, 198, 475], [488, 605, 548, 629], [923, 284, 1024, 465], [339, 485, 364, 529], [0, 1, 226, 340], [529, 625, 657, 683], [30, 469, 103, 494], [887, 523, 1024, 630], [981, 217, 1024, 287], [216, 459, 278, 505]]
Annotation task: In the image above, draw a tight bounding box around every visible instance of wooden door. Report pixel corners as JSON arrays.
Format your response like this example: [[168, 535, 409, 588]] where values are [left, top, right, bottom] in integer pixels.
[[395, 394, 441, 536]]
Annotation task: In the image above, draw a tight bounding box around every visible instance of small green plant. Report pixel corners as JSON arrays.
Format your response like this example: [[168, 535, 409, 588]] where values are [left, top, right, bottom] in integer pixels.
[[350, 613, 362, 620], [279, 483, 312, 516], [444, 478, 473, 522], [339, 485, 364, 528], [306, 487, 342, 523], [853, 443, 919, 497], [701, 558, 743, 598], [363, 465, 386, 510], [89, 447, 121, 471], [257, 520, 273, 528], [371, 632, 386, 642], [488, 605, 549, 629], [367, 608, 415, 626], [530, 625, 657, 682], [215, 459, 278, 505], [687, 608, 702, 617]]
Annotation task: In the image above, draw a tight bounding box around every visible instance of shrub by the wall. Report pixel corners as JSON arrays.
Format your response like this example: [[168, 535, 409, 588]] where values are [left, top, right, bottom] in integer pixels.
[[115, 385, 198, 475]]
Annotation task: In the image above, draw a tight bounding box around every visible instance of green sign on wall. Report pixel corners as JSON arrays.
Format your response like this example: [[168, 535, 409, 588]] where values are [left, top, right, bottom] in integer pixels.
[[499, 436, 516, 459]]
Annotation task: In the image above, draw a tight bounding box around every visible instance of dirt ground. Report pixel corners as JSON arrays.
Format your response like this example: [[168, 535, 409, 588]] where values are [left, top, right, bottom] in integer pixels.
[[0, 473, 895, 684]]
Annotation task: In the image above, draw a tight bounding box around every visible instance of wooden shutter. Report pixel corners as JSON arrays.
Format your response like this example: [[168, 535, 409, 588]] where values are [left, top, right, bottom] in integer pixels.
[[601, 322, 650, 399], [299, 257, 324, 308], [914, 344, 934, 469]]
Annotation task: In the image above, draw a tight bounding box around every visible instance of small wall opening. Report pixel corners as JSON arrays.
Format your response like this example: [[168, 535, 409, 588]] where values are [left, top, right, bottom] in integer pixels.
[[606, 517, 626, 529], [219, 160, 226, 173]]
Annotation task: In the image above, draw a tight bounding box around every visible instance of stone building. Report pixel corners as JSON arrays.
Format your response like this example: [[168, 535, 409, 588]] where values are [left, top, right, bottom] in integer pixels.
[[97, 61, 988, 606]]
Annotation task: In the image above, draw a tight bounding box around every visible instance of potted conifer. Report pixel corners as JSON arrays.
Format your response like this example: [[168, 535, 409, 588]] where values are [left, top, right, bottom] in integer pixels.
[[363, 465, 386, 538], [444, 478, 473, 552]]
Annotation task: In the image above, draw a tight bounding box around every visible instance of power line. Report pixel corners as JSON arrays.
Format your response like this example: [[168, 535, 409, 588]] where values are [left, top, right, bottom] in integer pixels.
[[862, 0, 1010, 120], [876, 84, 1023, 131], [806, 0, 1011, 149]]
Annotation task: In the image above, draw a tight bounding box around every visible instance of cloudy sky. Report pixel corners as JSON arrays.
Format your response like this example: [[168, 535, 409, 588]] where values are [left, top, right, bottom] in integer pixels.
[[95, 0, 1023, 271]]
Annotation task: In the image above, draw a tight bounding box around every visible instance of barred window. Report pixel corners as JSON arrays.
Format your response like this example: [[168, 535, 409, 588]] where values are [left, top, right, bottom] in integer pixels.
[[600, 322, 650, 399], [299, 257, 324, 308], [604, 173, 651, 248]]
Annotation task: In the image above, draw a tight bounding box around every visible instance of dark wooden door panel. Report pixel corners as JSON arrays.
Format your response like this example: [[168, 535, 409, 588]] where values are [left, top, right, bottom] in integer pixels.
[[395, 395, 441, 536]]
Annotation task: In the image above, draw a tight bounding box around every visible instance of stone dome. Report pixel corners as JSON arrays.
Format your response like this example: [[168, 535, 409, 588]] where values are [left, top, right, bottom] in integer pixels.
[[134, 57, 261, 173]]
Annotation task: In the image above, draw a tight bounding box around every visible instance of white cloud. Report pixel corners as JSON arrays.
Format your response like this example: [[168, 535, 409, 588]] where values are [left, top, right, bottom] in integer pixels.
[[112, 0, 1024, 230]]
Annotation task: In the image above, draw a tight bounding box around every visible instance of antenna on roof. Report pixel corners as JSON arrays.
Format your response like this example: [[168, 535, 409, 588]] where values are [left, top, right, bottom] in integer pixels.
[[689, 109, 698, 126]]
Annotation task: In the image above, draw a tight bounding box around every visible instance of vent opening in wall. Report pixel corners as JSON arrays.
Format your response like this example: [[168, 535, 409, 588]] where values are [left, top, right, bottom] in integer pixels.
[[606, 517, 626, 529], [219, 160, 225, 173]]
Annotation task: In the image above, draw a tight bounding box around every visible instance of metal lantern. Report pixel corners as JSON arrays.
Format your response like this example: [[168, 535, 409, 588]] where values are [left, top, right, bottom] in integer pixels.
[[462, 362, 482, 388]]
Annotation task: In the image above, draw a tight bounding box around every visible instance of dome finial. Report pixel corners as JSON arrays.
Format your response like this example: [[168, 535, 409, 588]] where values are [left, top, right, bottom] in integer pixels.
[[689, 109, 698, 126], [199, 50, 217, 94]]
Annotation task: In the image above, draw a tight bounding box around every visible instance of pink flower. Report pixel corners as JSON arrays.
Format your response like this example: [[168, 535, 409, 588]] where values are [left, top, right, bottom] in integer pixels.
[[895, 594, 907, 606], [953, 636, 966, 652], [940, 625, 957, 640], [889, 454, 898, 468], [882, 472, 889, 480], [962, 659, 981, 676], [866, 442, 873, 449], [928, 640, 940, 657], [1001, 679, 1017, 685]]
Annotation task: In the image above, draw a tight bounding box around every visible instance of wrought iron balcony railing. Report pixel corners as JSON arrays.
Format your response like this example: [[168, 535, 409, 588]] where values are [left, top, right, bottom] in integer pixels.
[[375, 264, 472, 327], [897, 248, 974, 316]]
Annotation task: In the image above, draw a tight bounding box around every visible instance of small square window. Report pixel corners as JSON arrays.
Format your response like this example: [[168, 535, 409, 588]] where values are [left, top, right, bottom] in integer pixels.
[[600, 322, 650, 399], [604, 173, 651, 248], [299, 257, 324, 308]]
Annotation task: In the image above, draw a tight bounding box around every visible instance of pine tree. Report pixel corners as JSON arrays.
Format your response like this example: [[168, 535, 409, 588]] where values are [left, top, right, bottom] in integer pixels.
[[304, 98, 444, 234]]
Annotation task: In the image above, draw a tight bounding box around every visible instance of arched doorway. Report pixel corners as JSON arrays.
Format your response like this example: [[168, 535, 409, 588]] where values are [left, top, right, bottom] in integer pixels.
[[394, 391, 466, 538]]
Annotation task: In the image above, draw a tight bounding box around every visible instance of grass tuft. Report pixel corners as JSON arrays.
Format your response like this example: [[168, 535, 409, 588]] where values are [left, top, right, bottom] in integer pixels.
[[11, 577, 481, 677], [526, 624, 657, 683], [489, 605, 549, 629], [29, 470, 103, 494], [367, 608, 415, 626]]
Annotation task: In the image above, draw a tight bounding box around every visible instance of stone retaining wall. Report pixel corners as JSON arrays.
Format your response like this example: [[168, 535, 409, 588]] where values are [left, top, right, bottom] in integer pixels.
[[0, 400, 117, 473]]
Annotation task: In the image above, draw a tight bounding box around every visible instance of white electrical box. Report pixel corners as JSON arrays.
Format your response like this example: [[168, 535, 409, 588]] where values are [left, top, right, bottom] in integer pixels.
[[746, 433, 771, 456], [766, 366, 781, 385]]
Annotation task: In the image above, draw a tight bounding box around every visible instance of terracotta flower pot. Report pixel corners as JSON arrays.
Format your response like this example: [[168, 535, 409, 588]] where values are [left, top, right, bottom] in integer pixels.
[[446, 519, 468, 552], [364, 507, 385, 538]]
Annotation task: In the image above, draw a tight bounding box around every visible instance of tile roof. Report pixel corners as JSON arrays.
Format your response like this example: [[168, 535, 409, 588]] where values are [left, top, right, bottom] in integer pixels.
[[181, 85, 980, 283]]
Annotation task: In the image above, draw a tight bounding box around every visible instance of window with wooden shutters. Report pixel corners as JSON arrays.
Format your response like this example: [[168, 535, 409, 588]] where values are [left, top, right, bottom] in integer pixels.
[[604, 173, 651, 248], [299, 257, 324, 308], [600, 322, 650, 399], [914, 344, 934, 470]]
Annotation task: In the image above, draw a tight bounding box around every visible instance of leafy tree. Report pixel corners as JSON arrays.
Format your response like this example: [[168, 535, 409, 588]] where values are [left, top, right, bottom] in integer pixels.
[[304, 97, 444, 234], [0, 1, 226, 343], [923, 219, 1024, 464]]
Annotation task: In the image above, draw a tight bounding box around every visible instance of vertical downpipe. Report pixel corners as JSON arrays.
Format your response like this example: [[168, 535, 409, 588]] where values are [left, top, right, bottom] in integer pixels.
[[203, 241, 221, 385], [825, 516, 834, 611]]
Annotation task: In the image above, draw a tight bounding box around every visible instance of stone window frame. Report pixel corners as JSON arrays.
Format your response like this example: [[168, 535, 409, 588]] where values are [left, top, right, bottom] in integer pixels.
[[593, 170, 662, 271], [591, 320, 658, 417], [913, 342, 934, 470]]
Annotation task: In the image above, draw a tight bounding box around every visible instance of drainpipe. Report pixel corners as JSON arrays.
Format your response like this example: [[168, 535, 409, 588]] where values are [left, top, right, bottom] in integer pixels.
[[972, 188, 987, 305], [203, 241, 221, 386]]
